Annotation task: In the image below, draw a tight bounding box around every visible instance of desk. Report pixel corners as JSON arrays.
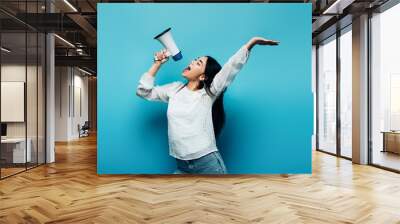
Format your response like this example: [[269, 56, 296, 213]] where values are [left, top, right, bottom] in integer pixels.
[[1, 138, 31, 163], [381, 131, 400, 154]]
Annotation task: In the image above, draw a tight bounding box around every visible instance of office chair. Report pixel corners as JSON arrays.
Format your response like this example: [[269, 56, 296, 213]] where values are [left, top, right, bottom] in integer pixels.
[[78, 121, 90, 138]]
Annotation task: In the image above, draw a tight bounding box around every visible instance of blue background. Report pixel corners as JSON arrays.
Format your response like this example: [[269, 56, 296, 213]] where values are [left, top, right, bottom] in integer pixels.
[[98, 3, 313, 174]]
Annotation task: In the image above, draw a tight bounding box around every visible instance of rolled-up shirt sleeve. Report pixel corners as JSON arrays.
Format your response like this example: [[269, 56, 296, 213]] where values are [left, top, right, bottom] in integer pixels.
[[210, 45, 250, 98], [136, 72, 183, 103]]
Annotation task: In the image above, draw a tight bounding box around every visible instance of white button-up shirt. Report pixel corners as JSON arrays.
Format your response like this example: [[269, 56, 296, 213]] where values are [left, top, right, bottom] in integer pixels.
[[136, 46, 249, 160]]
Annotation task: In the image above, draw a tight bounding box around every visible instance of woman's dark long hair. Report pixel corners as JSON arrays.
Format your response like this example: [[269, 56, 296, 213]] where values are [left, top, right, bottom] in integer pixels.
[[199, 56, 225, 138]]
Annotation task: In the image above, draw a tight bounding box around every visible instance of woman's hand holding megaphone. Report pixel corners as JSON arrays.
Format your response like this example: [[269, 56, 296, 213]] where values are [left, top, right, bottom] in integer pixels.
[[154, 49, 170, 65], [148, 49, 170, 77]]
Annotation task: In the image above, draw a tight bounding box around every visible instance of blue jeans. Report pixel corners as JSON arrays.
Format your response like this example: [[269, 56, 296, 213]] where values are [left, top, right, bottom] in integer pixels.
[[174, 151, 227, 174]]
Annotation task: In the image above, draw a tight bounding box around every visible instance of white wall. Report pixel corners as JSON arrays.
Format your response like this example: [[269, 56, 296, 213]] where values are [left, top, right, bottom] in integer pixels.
[[1, 66, 26, 137], [71, 72, 89, 139], [1, 65, 41, 137], [55, 67, 89, 141], [55, 66, 70, 141]]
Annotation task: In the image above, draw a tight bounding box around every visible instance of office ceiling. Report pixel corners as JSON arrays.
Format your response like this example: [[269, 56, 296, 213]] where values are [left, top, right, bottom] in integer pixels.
[[0, 0, 391, 75]]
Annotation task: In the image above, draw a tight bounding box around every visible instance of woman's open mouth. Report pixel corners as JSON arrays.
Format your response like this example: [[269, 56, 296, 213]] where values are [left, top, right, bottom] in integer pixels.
[[183, 66, 191, 73]]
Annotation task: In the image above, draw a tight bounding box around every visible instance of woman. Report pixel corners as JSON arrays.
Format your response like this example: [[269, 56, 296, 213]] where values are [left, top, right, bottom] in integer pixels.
[[136, 37, 279, 174]]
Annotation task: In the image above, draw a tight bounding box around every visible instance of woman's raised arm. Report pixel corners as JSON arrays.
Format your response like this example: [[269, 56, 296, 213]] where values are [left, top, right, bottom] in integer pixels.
[[209, 37, 279, 97]]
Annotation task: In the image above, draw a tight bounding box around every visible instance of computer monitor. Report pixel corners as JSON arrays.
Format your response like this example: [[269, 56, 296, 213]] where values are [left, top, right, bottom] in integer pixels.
[[1, 123, 7, 137]]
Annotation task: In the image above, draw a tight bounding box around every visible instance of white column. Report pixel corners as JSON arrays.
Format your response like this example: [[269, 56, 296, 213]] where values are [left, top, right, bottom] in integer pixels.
[[352, 14, 369, 164], [46, 1, 55, 163]]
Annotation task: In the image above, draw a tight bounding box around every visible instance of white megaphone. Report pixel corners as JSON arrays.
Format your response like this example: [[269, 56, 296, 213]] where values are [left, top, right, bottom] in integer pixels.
[[154, 27, 182, 61]]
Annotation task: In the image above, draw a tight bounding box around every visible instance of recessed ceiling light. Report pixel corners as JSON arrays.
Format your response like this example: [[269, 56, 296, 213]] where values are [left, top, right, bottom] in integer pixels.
[[78, 67, 93, 76], [54, 34, 75, 48], [63, 0, 78, 12], [1, 47, 11, 53]]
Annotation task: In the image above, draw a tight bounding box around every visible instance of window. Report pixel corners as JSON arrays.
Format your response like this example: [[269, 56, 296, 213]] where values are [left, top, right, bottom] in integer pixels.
[[339, 27, 352, 158], [371, 2, 400, 171], [317, 35, 337, 154]]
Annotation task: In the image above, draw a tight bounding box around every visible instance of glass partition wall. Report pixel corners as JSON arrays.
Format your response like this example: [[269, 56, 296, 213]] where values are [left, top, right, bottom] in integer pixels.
[[0, 1, 46, 179], [316, 26, 353, 159], [0, 30, 27, 177]]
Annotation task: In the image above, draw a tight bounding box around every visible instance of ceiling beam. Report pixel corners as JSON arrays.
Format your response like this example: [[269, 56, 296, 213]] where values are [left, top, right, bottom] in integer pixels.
[[322, 0, 356, 14], [55, 55, 96, 71], [67, 13, 97, 46]]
